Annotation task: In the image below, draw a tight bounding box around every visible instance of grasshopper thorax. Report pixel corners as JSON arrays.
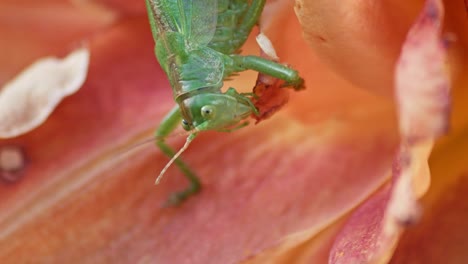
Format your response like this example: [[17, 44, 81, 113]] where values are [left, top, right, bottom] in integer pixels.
[[178, 92, 252, 132]]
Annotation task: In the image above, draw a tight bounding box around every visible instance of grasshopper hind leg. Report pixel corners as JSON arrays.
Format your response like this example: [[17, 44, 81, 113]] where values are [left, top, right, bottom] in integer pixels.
[[156, 106, 201, 206]]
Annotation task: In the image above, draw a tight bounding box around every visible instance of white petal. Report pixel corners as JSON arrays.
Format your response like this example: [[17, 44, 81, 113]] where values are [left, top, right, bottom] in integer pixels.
[[256, 32, 279, 61], [0, 47, 90, 138]]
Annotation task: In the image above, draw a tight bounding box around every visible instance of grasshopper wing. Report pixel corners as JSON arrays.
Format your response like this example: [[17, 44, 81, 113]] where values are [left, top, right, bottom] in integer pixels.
[[178, 0, 218, 47], [179, 48, 224, 89], [178, 0, 224, 87], [147, 0, 223, 89], [145, 0, 217, 45]]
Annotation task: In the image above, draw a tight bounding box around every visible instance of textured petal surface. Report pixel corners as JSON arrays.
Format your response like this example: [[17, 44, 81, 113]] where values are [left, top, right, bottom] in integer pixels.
[[0, 5, 400, 264], [390, 130, 468, 263], [388, 0, 468, 257], [73, 0, 146, 15], [307, 0, 468, 262], [295, 0, 423, 96], [395, 0, 450, 141], [4, 0, 467, 263], [0, 1, 113, 84], [329, 185, 391, 264], [382, 0, 450, 257]]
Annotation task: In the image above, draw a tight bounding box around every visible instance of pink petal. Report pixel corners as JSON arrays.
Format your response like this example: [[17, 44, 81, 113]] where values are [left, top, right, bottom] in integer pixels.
[[82, 0, 146, 15], [0, 14, 400, 264], [395, 0, 450, 141], [329, 1, 452, 262], [387, 0, 449, 240], [330, 185, 391, 264], [391, 144, 468, 263]]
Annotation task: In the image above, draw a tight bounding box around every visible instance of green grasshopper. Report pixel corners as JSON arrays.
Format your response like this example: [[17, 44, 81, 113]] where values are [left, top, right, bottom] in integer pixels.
[[146, 0, 304, 205]]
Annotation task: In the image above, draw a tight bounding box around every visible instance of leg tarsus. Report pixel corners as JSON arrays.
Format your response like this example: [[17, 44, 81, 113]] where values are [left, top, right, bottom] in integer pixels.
[[164, 178, 201, 207], [284, 77, 305, 91]]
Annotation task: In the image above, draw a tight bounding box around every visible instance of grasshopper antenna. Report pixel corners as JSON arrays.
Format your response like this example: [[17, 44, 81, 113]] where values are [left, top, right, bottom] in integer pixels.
[[117, 129, 193, 158], [155, 132, 197, 184]]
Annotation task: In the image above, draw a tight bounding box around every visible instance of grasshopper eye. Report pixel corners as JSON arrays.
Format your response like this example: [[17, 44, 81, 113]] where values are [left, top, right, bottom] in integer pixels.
[[181, 119, 191, 131], [201, 105, 215, 119]]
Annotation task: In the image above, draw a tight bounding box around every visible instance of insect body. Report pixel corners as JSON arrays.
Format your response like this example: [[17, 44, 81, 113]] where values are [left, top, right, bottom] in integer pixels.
[[146, 0, 304, 205]]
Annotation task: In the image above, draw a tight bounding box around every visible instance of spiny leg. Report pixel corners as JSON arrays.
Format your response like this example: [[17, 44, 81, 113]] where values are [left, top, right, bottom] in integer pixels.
[[231, 55, 305, 90], [156, 106, 201, 206], [227, 0, 304, 90]]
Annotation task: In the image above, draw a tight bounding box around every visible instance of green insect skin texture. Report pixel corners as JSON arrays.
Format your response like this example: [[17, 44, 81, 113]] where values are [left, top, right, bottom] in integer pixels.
[[146, 0, 304, 205]]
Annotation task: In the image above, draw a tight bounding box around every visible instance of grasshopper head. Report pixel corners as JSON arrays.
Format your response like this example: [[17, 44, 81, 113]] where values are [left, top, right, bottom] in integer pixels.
[[180, 93, 253, 131]]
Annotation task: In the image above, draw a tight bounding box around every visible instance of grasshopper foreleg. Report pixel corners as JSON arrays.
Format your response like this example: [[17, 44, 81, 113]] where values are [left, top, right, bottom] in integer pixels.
[[155, 106, 201, 206]]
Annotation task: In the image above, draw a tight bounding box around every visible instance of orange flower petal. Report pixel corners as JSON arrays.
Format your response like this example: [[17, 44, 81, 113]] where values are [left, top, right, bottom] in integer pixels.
[[329, 143, 434, 264], [79, 0, 146, 15], [295, 0, 423, 96], [0, 1, 114, 84], [326, 0, 466, 262], [330, 185, 392, 264], [383, 0, 450, 253], [391, 128, 468, 263], [0, 11, 401, 264]]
